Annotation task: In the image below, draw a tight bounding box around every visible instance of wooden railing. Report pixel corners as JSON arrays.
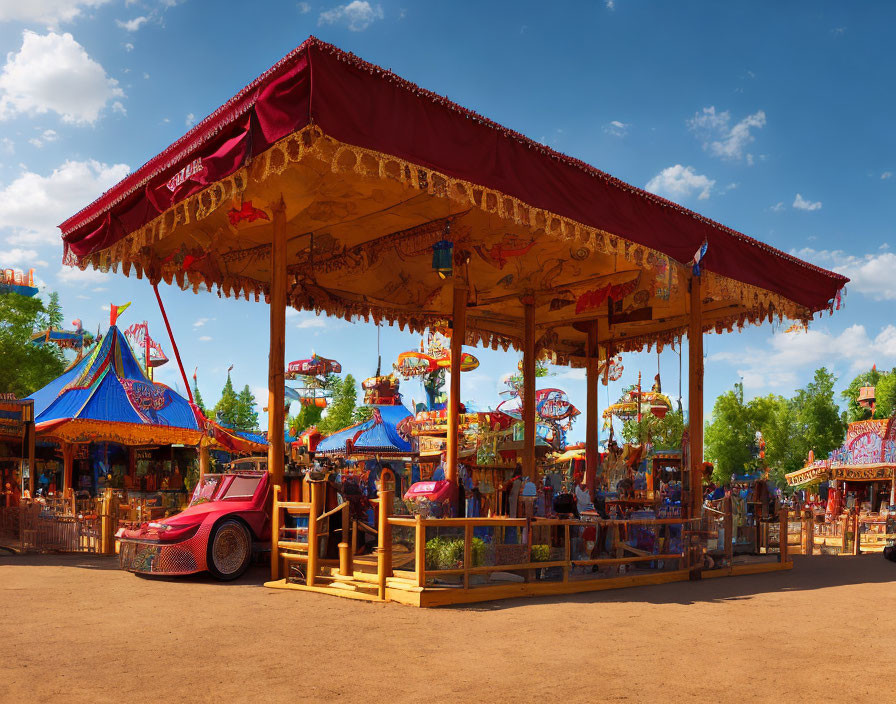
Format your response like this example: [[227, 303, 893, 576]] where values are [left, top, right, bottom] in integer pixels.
[[387, 515, 697, 591], [0, 489, 117, 555], [270, 481, 354, 587]]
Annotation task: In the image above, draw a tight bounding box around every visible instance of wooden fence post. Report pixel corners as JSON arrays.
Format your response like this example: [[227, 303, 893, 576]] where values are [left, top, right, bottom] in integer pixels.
[[724, 495, 734, 565], [463, 523, 473, 590], [852, 512, 861, 556], [779, 503, 788, 563], [840, 513, 850, 555], [415, 515, 426, 588], [270, 485, 281, 581], [307, 480, 321, 586]]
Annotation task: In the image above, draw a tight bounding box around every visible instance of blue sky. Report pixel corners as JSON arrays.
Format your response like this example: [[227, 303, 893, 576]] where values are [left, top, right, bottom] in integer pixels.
[[1, 0, 894, 441]]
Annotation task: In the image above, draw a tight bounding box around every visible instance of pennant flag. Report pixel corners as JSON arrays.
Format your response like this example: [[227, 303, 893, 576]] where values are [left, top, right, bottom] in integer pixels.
[[691, 241, 708, 276], [227, 364, 234, 374], [193, 367, 198, 382], [110, 302, 131, 326]]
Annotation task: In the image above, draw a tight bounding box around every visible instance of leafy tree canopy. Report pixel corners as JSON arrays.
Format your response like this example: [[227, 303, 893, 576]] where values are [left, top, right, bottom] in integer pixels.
[[0, 292, 66, 398], [318, 374, 357, 435], [706, 368, 846, 487], [841, 366, 896, 422]]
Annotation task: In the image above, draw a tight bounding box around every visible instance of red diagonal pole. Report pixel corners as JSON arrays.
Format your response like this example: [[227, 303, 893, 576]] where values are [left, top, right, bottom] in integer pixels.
[[152, 282, 194, 404]]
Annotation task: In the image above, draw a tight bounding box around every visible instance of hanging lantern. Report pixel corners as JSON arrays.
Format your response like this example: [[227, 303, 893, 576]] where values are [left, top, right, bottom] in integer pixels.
[[432, 239, 454, 279]]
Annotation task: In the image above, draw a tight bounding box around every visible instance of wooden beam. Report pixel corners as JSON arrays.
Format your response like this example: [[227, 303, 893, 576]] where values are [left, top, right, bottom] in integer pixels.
[[62, 442, 73, 495], [199, 443, 210, 481], [267, 197, 287, 490], [446, 283, 468, 486], [585, 322, 599, 494], [688, 274, 704, 518], [522, 298, 536, 480]]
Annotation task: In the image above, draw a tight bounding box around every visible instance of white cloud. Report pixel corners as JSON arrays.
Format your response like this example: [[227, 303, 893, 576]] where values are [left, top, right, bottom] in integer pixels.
[[687, 106, 766, 162], [793, 193, 822, 211], [27, 129, 58, 148], [881, 171, 892, 180], [116, 16, 148, 31], [1, 137, 14, 154], [711, 324, 896, 392], [603, 120, 629, 137], [770, 202, 785, 212], [124, 42, 134, 52], [0, 247, 47, 268], [605, 0, 616, 8], [56, 266, 111, 286], [0, 31, 125, 124], [792, 247, 896, 301], [198, 335, 212, 342], [297, 316, 327, 329], [0, 0, 112, 27], [0, 159, 130, 246], [185, 112, 195, 127], [319, 1, 383, 31], [193, 317, 213, 328], [645, 164, 715, 201], [298, 2, 311, 13]]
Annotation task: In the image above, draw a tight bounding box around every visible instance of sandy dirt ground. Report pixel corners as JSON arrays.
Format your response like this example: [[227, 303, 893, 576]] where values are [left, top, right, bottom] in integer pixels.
[[1, 552, 894, 704]]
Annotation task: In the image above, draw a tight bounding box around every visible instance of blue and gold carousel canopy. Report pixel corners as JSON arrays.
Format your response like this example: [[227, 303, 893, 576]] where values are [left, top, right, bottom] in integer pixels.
[[28, 325, 201, 445], [316, 405, 413, 456]]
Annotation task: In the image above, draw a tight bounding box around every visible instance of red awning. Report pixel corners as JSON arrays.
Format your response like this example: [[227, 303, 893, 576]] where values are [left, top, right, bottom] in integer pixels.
[[60, 37, 846, 313]]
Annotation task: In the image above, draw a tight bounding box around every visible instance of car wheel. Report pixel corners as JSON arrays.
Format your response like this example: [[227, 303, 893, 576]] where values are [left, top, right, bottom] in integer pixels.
[[207, 519, 252, 580]]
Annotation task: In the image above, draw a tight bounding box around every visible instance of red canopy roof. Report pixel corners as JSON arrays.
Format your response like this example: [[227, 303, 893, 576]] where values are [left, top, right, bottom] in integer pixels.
[[61, 36, 846, 313]]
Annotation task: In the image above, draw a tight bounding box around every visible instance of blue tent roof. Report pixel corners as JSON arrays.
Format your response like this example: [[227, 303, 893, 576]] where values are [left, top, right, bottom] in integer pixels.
[[28, 325, 200, 435], [316, 404, 412, 455]]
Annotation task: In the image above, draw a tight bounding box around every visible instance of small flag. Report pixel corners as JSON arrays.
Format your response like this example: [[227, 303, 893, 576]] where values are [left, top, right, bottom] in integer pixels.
[[227, 364, 234, 375], [193, 367, 198, 382], [691, 241, 708, 276], [110, 302, 131, 326]]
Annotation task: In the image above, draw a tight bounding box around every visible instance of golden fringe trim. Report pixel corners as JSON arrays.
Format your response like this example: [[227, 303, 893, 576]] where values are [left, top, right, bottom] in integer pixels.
[[38, 420, 203, 448], [72, 125, 814, 361]]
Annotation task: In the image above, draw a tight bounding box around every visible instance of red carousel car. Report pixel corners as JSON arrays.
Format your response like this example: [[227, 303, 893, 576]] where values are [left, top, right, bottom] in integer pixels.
[[118, 465, 270, 580]]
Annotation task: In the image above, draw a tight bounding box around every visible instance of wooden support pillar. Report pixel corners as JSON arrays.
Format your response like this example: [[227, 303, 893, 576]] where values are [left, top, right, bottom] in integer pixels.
[[62, 442, 73, 495], [267, 197, 287, 490], [688, 275, 704, 518], [307, 479, 322, 586], [198, 443, 210, 482], [377, 468, 394, 601], [585, 323, 599, 494], [522, 299, 536, 480], [26, 418, 35, 497], [445, 283, 467, 486], [270, 485, 281, 580]]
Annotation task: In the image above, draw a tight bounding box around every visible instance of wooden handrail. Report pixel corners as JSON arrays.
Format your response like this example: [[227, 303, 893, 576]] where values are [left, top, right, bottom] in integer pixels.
[[315, 501, 349, 524]]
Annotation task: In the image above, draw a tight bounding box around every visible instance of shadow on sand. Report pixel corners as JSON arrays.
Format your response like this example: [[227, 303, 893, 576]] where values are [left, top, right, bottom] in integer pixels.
[[450, 555, 896, 612]]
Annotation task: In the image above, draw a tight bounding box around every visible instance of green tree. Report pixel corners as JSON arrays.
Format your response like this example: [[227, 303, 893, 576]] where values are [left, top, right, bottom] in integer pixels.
[[318, 374, 357, 434], [706, 369, 847, 487], [213, 373, 239, 427], [352, 405, 374, 424], [235, 385, 259, 431], [288, 403, 324, 437], [622, 410, 684, 450], [704, 382, 784, 483], [0, 292, 66, 397], [44, 291, 64, 329], [192, 378, 206, 415], [842, 367, 896, 421]]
